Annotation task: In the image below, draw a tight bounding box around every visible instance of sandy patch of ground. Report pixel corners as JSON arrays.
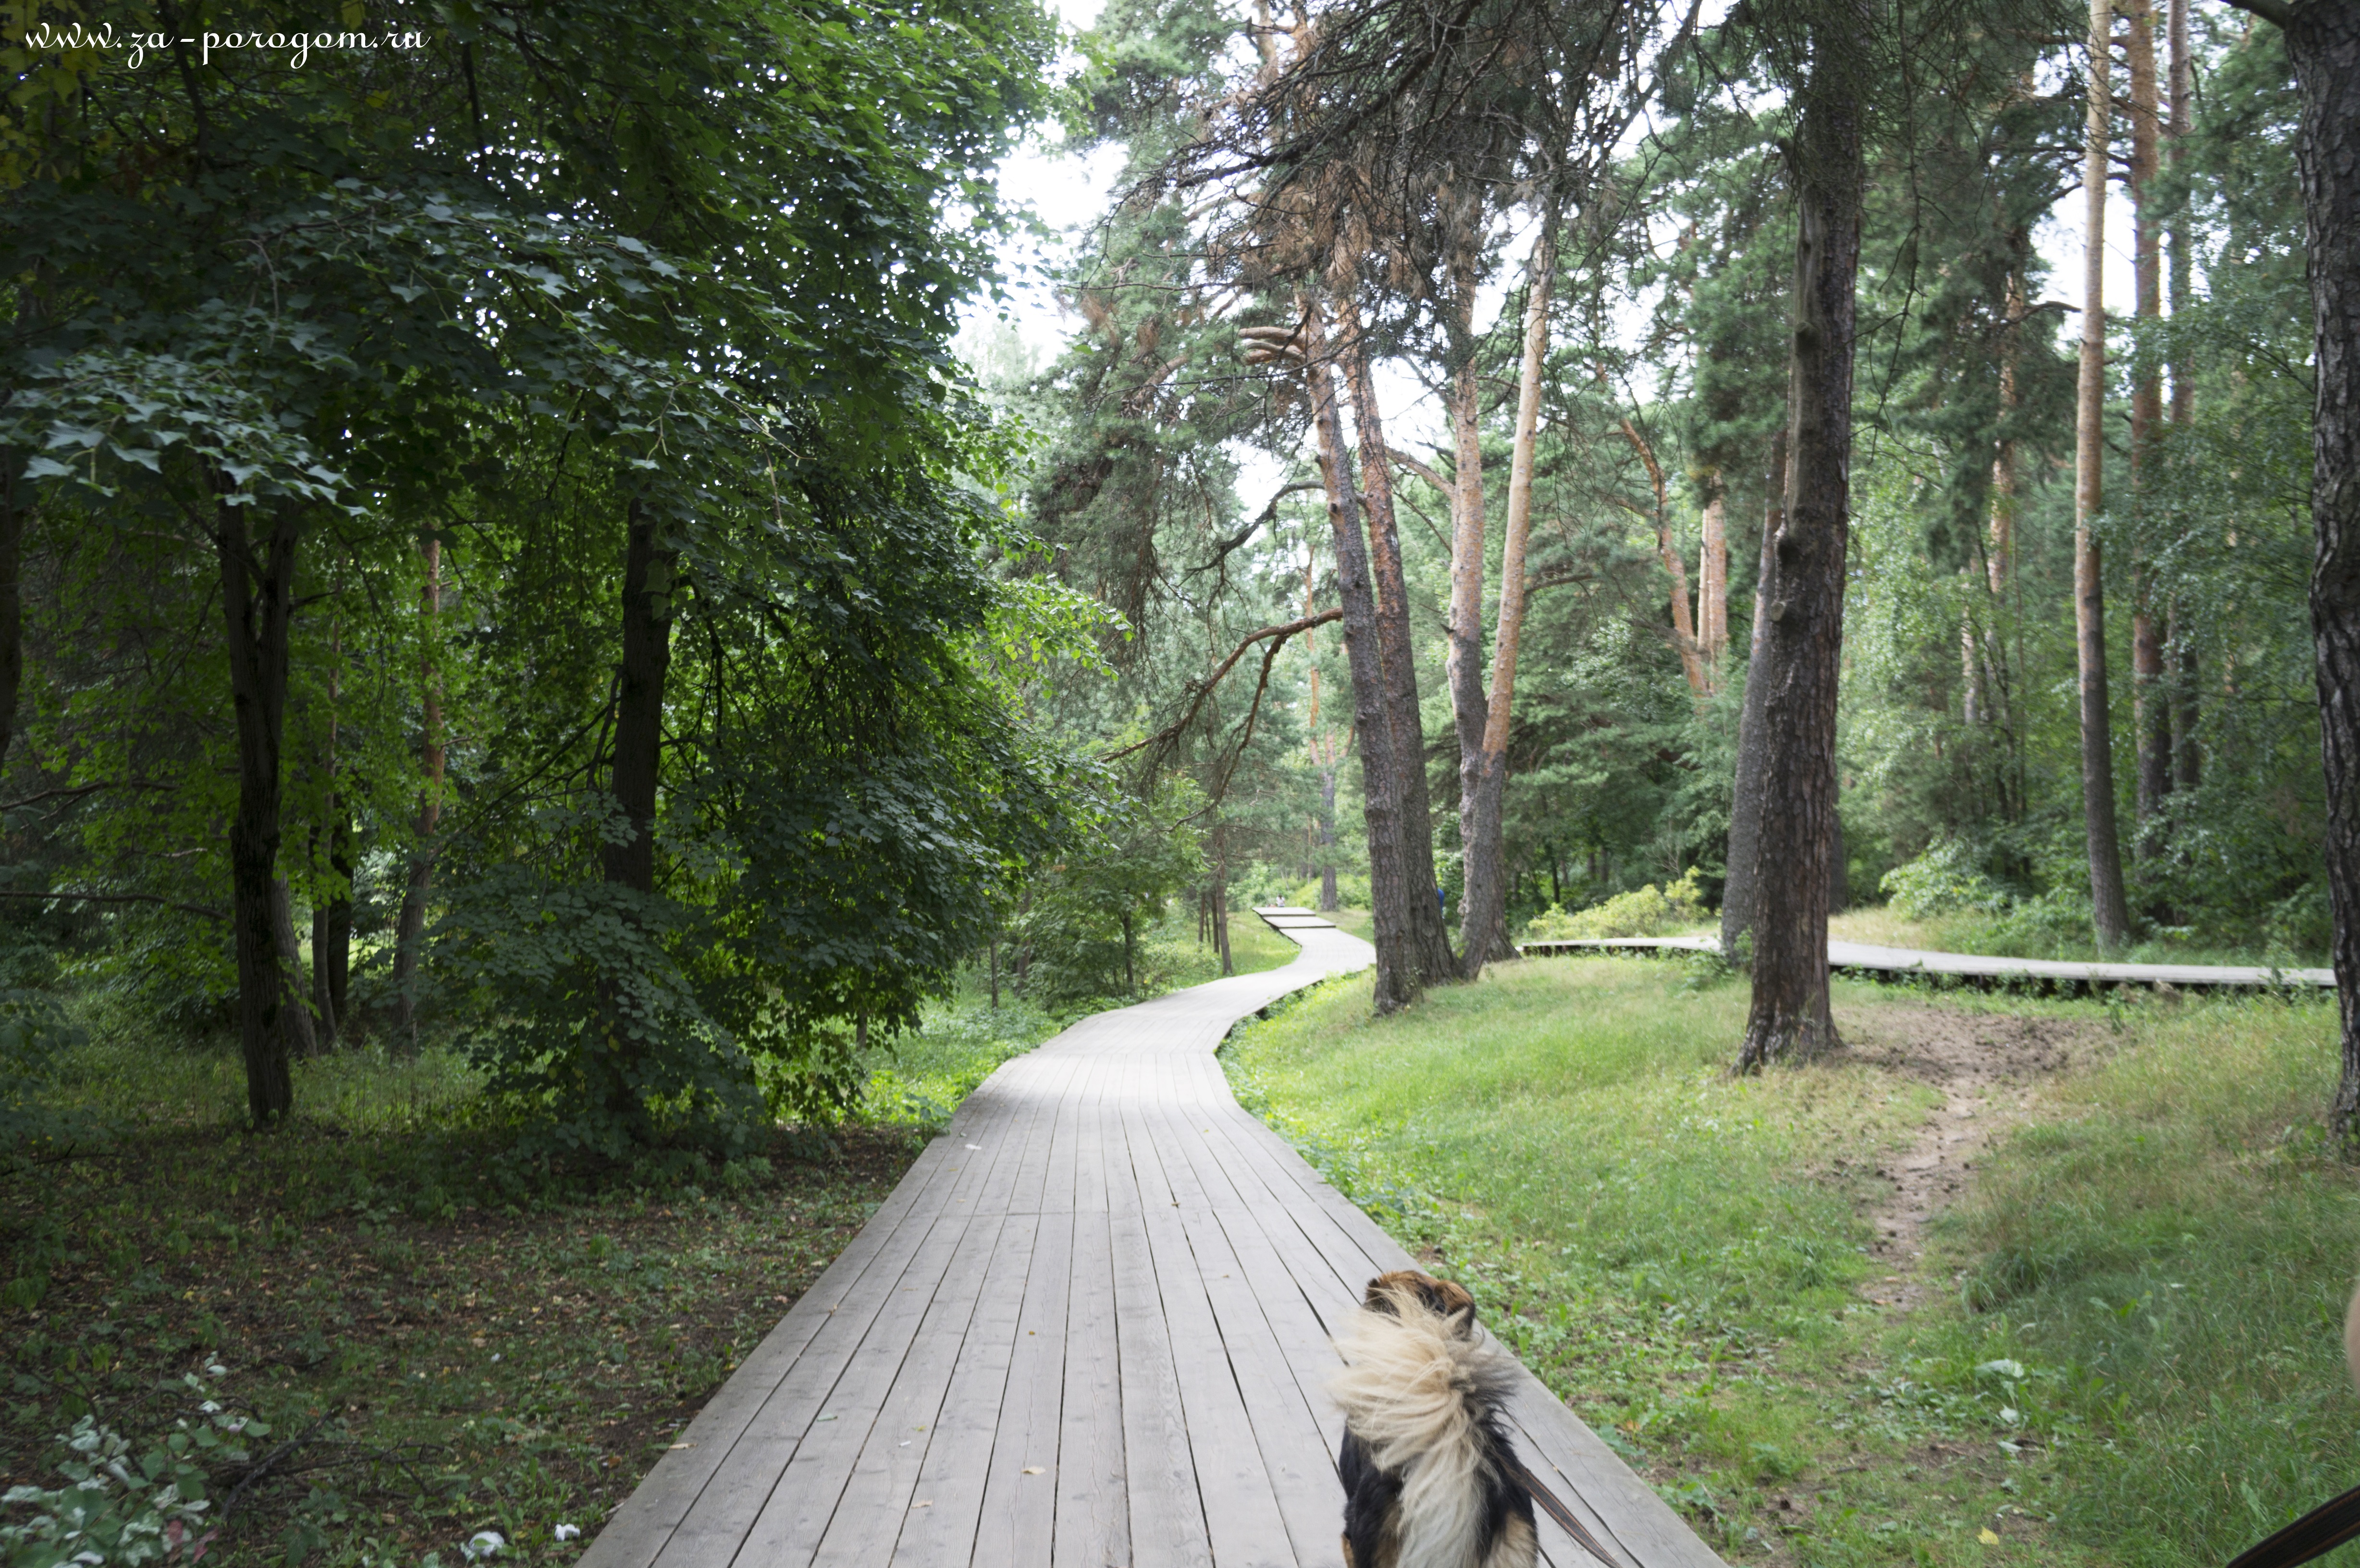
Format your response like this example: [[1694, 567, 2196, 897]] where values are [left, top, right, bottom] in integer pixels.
[[1830, 1003, 2098, 1310]]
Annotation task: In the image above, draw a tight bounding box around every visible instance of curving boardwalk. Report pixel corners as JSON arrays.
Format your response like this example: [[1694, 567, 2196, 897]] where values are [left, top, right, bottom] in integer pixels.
[[1519, 933, 2334, 991], [583, 914, 1724, 1568]]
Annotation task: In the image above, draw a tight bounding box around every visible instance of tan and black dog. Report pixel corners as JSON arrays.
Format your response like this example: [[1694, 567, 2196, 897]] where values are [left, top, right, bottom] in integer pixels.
[[1329, 1270, 1539, 1568]]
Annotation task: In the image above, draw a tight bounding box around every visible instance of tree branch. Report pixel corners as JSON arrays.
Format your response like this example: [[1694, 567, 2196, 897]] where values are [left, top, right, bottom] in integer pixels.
[[1188, 482, 1325, 579], [1390, 450, 1449, 494], [1104, 609, 1342, 764], [2220, 0, 2295, 28], [0, 889, 228, 921]]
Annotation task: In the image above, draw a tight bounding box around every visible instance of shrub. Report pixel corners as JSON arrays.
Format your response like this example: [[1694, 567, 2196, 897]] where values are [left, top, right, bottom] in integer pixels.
[[1879, 837, 2011, 920], [1523, 869, 1707, 940], [0, 990, 91, 1160]]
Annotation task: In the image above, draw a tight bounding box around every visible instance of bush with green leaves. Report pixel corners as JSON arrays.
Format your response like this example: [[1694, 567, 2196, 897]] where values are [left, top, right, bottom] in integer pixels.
[[1523, 870, 1707, 941], [0, 1371, 261, 1568], [1878, 837, 2014, 920], [1013, 780, 1205, 1004], [0, 990, 89, 1161]]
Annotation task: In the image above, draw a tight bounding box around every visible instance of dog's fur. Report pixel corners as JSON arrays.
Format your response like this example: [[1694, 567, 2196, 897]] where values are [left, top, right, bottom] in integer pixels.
[[1329, 1270, 1539, 1568]]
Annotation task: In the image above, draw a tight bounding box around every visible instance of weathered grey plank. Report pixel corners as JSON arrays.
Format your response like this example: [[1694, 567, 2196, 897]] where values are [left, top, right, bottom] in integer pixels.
[[1052, 1203, 1128, 1568], [886, 1212, 1040, 1568], [1514, 931, 2334, 990], [806, 1210, 1008, 1567], [1106, 1191, 1214, 1568], [967, 1200, 1074, 1567]]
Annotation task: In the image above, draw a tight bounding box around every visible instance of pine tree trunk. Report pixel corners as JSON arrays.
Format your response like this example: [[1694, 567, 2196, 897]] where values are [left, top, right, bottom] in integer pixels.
[[2077, 0, 2134, 948], [2128, 0, 2173, 848], [216, 497, 301, 1127], [1721, 429, 1785, 959], [2169, 0, 2201, 793], [1337, 299, 1457, 987], [1459, 223, 1555, 976], [1698, 474, 1729, 683], [1734, 20, 1862, 1073], [1318, 762, 1340, 911], [391, 538, 444, 1041], [1624, 419, 1711, 696], [1445, 334, 1493, 956], [1303, 304, 1420, 1012], [2266, 0, 2360, 1147]]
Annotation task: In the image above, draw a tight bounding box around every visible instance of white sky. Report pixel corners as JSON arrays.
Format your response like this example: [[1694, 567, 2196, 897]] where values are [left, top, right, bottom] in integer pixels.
[[967, 0, 2146, 526]]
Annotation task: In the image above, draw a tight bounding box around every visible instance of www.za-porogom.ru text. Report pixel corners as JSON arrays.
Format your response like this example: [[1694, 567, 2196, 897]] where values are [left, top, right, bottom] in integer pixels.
[[22, 23, 426, 69]]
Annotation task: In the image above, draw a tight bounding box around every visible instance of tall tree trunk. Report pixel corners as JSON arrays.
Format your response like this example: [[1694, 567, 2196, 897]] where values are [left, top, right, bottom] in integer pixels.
[[309, 623, 346, 1048], [2128, 0, 2174, 847], [1698, 472, 1729, 684], [314, 803, 351, 1039], [216, 498, 303, 1127], [1303, 303, 1420, 1013], [1734, 20, 1863, 1073], [1459, 222, 1555, 975], [1721, 428, 1786, 958], [1336, 297, 1457, 987], [2168, 0, 2201, 792], [1304, 545, 1343, 913], [606, 499, 678, 897], [270, 876, 318, 1057], [1623, 420, 1710, 695], [1317, 762, 1340, 911], [2077, 0, 2135, 948], [599, 497, 680, 1121], [391, 539, 444, 1041], [0, 457, 21, 772], [1445, 314, 1493, 950], [2248, 0, 2360, 1145]]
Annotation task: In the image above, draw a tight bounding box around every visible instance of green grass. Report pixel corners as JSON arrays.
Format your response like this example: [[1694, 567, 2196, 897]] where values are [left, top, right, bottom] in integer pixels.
[[0, 906, 1301, 1565], [1221, 956, 2360, 1567], [3, 1037, 917, 1568]]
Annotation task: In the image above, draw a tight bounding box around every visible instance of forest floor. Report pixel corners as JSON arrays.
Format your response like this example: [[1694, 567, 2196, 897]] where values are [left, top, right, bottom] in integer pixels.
[[1221, 949, 2359, 1568], [0, 908, 1291, 1567]]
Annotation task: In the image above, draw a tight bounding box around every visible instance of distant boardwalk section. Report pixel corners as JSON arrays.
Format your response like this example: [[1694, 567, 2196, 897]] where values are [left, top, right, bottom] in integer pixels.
[[1518, 933, 2333, 993], [583, 909, 1725, 1568]]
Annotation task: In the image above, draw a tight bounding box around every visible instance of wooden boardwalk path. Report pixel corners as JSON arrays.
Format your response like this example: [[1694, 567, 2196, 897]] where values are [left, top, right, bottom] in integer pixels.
[[583, 910, 1725, 1568], [1518, 933, 2335, 992]]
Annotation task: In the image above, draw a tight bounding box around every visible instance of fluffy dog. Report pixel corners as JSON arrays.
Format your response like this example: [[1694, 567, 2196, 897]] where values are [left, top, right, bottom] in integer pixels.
[[1329, 1270, 1538, 1568]]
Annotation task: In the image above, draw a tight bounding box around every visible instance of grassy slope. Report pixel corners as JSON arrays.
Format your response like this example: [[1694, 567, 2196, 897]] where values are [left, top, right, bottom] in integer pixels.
[[1221, 956, 2359, 1568]]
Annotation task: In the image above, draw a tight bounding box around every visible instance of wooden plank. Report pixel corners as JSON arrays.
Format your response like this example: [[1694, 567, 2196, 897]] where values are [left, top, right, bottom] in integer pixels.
[[968, 1201, 1076, 1567], [805, 1211, 1009, 1566], [1130, 1052, 1301, 1568], [581, 1129, 971, 1568], [886, 1213, 1040, 1568], [644, 1202, 980, 1568], [1053, 1204, 1129, 1568], [1518, 934, 2334, 989], [1107, 1189, 1215, 1568], [1147, 1097, 1343, 1568]]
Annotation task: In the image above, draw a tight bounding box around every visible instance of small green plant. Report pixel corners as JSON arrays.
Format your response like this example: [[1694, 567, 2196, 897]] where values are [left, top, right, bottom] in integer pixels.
[[0, 1369, 262, 1568], [1524, 869, 1707, 941]]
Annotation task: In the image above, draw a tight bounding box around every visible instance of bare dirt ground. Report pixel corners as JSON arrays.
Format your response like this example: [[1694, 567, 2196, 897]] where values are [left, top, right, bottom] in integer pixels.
[[1830, 1001, 2101, 1310]]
